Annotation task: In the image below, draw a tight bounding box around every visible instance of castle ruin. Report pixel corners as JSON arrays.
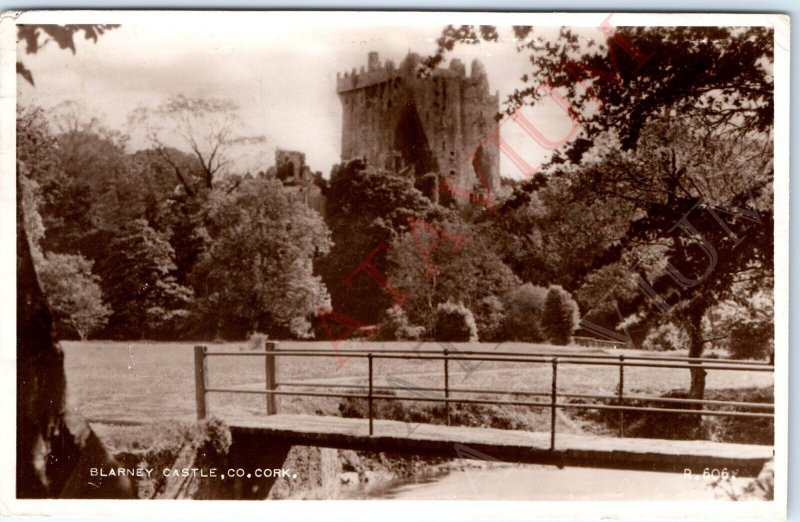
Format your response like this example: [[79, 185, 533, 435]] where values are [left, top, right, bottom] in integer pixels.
[[337, 52, 500, 201], [266, 149, 325, 213]]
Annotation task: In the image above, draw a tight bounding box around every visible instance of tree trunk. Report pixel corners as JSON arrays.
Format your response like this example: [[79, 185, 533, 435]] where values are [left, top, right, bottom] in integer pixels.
[[17, 186, 133, 498], [686, 305, 707, 402]]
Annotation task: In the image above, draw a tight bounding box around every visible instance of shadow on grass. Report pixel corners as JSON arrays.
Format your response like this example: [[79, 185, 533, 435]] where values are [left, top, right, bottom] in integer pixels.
[[564, 386, 773, 445]]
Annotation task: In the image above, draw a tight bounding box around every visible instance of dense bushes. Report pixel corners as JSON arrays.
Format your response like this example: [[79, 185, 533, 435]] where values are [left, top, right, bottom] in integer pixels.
[[433, 301, 478, 342], [726, 320, 773, 360], [708, 294, 774, 360], [475, 295, 505, 342], [375, 305, 425, 341], [642, 323, 688, 351], [541, 285, 580, 345], [500, 283, 547, 342]]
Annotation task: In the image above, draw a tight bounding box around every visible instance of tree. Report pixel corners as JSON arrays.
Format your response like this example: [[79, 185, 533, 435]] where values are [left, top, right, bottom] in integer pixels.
[[427, 24, 772, 162], [20, 102, 184, 263], [128, 95, 267, 196], [388, 218, 520, 334], [48, 111, 138, 257], [318, 159, 437, 324], [569, 117, 772, 398], [16, 106, 67, 246], [642, 323, 688, 352], [439, 21, 776, 394], [148, 191, 210, 288], [96, 219, 192, 339], [191, 176, 332, 339], [474, 295, 505, 342], [17, 23, 132, 498], [541, 285, 580, 345], [572, 251, 653, 347], [501, 283, 548, 342], [128, 146, 214, 287], [709, 290, 774, 360], [37, 253, 111, 340], [488, 174, 630, 291]]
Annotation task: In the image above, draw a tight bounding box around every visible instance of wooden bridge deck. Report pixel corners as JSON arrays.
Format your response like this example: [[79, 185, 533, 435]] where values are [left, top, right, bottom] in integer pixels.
[[226, 414, 773, 476]]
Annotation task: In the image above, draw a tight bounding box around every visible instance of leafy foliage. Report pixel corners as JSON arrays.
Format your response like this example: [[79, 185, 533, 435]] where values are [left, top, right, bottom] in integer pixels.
[[18, 106, 114, 341], [501, 283, 548, 342], [318, 159, 436, 324], [96, 219, 192, 339], [427, 25, 772, 162], [36, 253, 111, 339], [433, 301, 478, 342], [17, 24, 119, 85], [709, 292, 774, 360], [48, 117, 136, 256], [388, 217, 519, 334], [191, 176, 332, 339], [17, 106, 60, 247], [474, 295, 506, 342], [541, 285, 580, 345], [642, 323, 688, 352], [374, 305, 425, 341]]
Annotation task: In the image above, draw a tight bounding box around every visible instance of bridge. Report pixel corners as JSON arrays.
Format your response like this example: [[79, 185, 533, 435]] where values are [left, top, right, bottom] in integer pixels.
[[227, 413, 772, 475], [192, 343, 774, 494]]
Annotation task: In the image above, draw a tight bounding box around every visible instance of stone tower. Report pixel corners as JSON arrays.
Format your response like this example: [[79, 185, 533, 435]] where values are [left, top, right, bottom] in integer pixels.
[[336, 52, 500, 200], [267, 149, 325, 213]]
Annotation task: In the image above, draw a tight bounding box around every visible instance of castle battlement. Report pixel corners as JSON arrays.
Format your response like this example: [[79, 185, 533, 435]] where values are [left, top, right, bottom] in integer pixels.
[[336, 51, 492, 95], [336, 62, 399, 93], [336, 51, 500, 202]]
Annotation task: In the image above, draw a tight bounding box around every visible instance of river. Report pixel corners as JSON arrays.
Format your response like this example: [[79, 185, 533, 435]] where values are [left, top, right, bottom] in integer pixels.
[[379, 465, 734, 500]]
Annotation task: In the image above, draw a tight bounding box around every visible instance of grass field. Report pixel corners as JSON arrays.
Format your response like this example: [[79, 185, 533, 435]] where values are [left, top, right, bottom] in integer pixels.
[[63, 340, 773, 429]]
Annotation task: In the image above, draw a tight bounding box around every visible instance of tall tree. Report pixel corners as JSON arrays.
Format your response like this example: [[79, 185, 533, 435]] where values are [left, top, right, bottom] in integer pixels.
[[96, 219, 192, 339], [50, 115, 134, 256], [432, 24, 774, 399], [555, 117, 772, 399], [130, 146, 212, 286], [318, 159, 438, 324], [128, 95, 266, 196], [427, 24, 772, 162], [191, 176, 332, 339], [17, 24, 132, 498]]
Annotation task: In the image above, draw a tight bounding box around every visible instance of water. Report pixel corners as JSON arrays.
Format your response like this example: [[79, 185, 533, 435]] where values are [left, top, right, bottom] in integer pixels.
[[380, 465, 732, 500]]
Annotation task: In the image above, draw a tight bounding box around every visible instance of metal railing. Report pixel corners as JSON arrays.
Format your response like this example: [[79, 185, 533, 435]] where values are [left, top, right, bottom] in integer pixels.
[[193, 343, 774, 450], [572, 335, 630, 349]]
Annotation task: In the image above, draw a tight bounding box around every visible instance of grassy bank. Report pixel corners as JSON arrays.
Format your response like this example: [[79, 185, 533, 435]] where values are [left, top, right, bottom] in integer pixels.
[[70, 340, 772, 498], [63, 340, 772, 425]]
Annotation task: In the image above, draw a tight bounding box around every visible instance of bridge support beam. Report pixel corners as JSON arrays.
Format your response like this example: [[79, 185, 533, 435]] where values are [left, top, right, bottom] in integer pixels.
[[215, 430, 292, 499]]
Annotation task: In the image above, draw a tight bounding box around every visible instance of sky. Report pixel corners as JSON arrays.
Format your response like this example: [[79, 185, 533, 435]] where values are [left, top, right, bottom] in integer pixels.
[[17, 21, 591, 178]]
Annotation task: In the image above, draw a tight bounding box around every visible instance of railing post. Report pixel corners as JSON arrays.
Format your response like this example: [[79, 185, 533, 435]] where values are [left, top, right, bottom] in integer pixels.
[[443, 348, 450, 426], [368, 353, 374, 436], [550, 357, 558, 450], [618, 355, 625, 438], [265, 341, 277, 415], [194, 345, 208, 420]]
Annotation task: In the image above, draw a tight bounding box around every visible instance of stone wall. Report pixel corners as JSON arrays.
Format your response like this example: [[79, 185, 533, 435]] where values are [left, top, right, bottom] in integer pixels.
[[337, 52, 500, 200]]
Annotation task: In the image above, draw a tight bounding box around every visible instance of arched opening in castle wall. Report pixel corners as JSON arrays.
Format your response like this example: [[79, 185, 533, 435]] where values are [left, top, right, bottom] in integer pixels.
[[393, 103, 439, 177]]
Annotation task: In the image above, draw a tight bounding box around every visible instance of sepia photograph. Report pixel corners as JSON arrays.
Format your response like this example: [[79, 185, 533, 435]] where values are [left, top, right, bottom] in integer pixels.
[[1, 9, 789, 519]]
